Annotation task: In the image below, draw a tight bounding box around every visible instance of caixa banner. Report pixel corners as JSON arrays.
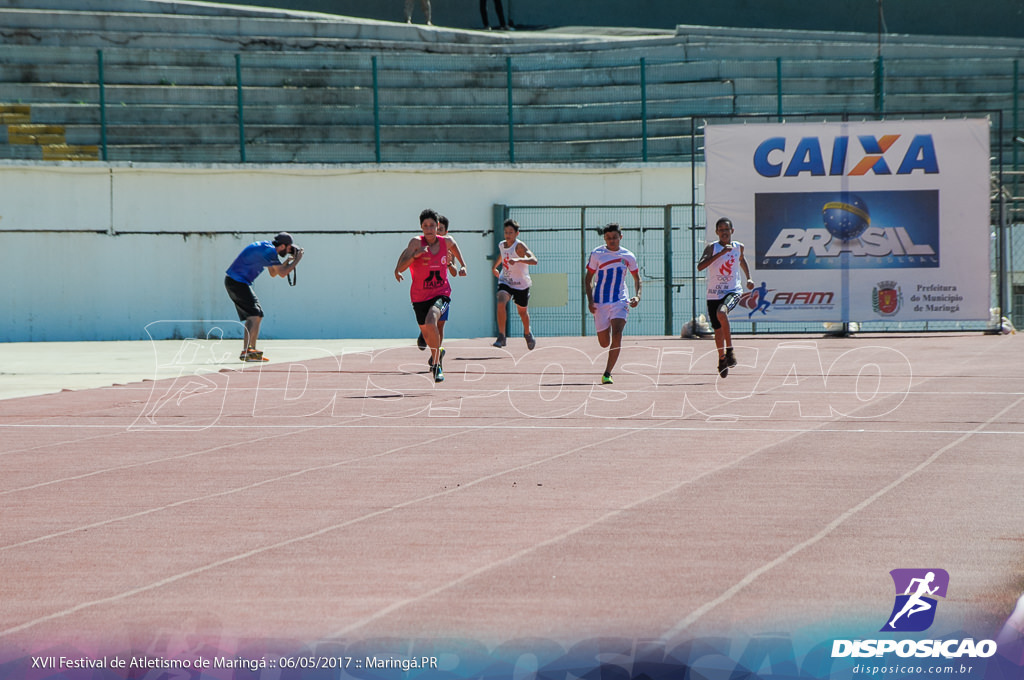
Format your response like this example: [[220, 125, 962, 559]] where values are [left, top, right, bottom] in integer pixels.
[[705, 119, 990, 322]]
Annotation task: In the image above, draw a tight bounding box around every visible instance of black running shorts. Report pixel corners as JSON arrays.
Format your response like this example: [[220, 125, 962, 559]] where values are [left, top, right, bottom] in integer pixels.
[[707, 292, 741, 329], [412, 296, 451, 326], [497, 283, 530, 308], [225, 276, 264, 321]]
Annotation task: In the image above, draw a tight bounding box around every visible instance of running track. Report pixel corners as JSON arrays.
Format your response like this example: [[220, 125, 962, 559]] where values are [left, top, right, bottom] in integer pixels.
[[1, 333, 1022, 674]]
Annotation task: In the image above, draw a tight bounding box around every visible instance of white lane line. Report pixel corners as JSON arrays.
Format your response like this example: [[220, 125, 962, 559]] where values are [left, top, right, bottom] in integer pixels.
[[325, 415, 855, 638], [657, 395, 1024, 641], [0, 429, 472, 552], [0, 421, 671, 639], [0, 421, 356, 497]]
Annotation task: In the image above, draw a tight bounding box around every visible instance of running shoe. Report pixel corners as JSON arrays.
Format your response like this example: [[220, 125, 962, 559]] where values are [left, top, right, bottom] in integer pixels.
[[601, 373, 614, 385], [725, 348, 737, 368], [493, 334, 506, 347], [525, 333, 536, 350], [429, 347, 446, 369], [433, 364, 445, 383], [416, 333, 426, 350], [240, 348, 268, 362], [717, 356, 729, 378]]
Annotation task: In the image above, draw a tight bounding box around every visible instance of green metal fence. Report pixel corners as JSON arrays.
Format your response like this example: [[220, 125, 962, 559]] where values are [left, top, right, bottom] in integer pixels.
[[72, 49, 1023, 170]]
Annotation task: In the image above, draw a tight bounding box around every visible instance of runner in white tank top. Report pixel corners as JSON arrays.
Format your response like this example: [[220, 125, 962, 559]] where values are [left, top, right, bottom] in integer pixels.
[[498, 238, 533, 290], [697, 217, 754, 379], [492, 218, 539, 349]]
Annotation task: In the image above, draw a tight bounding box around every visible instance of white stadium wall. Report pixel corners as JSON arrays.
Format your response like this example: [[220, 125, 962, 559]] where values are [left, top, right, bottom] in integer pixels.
[[1, 163, 691, 341]]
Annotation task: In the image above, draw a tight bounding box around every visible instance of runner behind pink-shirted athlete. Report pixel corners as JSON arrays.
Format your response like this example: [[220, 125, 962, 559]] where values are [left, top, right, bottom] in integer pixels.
[[394, 208, 464, 383]]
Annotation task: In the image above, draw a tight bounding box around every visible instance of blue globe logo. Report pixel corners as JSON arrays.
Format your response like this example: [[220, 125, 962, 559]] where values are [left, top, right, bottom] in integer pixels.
[[822, 194, 870, 240]]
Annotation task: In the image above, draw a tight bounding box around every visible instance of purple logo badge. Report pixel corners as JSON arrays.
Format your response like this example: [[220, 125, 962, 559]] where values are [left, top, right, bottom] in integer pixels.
[[881, 569, 949, 632]]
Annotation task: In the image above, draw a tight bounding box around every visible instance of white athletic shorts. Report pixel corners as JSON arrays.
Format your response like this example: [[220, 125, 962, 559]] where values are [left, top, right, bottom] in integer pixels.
[[593, 300, 629, 333]]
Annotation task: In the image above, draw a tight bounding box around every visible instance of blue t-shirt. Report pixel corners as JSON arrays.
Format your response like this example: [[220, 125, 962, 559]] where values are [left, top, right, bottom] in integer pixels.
[[225, 241, 280, 285]]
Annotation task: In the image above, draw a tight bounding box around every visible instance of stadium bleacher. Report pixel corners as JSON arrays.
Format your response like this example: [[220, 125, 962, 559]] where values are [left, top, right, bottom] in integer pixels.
[[0, 0, 1021, 167]]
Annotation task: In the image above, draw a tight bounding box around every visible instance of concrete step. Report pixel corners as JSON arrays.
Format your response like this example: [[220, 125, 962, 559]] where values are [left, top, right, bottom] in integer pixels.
[[734, 90, 1018, 115], [884, 92, 1018, 110], [0, 144, 44, 160], [7, 123, 67, 145], [0, 8, 611, 54], [0, 43, 238, 68], [0, 79, 737, 114], [2, 59, 1013, 108], [0, 55, 752, 92], [885, 57, 1024, 77], [733, 75, 1015, 96], [0, 112, 32, 124], [0, 39, 688, 80], [54, 133, 699, 164], [0, 23, 456, 54], [734, 93, 876, 115], [0, 8, 454, 45], [686, 39, 1024, 61], [884, 76, 1017, 95], [672, 23, 1024, 51], [4, 0, 297, 19], [60, 115, 699, 146], [41, 143, 99, 160], [104, 143, 243, 162]]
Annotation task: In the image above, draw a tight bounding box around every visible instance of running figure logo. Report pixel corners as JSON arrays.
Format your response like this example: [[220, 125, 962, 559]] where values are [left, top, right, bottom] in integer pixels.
[[747, 281, 772, 318], [881, 569, 949, 632]]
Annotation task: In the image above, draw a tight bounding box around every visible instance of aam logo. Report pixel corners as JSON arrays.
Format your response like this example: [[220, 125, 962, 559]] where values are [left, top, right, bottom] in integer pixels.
[[738, 284, 836, 318], [754, 134, 939, 177], [881, 569, 950, 632]]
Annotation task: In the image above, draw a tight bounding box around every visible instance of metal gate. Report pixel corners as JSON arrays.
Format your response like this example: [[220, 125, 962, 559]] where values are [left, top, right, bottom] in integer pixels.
[[496, 204, 702, 339]]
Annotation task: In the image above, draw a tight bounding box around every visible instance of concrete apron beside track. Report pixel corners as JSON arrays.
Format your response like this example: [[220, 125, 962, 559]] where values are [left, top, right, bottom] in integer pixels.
[[0, 339, 414, 401]]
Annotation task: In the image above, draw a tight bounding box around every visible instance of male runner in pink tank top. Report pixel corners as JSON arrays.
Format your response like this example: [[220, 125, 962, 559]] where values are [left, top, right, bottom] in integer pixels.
[[394, 208, 465, 382]]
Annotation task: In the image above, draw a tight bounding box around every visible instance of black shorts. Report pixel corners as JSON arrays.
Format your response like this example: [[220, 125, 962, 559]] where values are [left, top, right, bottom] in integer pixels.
[[412, 296, 451, 326], [225, 276, 264, 321], [497, 283, 530, 308], [707, 292, 741, 329]]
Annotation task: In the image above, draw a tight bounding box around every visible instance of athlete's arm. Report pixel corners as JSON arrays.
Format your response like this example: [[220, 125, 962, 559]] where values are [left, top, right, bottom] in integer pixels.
[[696, 243, 726, 271], [584, 267, 597, 313], [739, 245, 755, 289], [394, 237, 425, 281], [513, 242, 538, 266], [629, 268, 642, 307], [446, 236, 469, 276]]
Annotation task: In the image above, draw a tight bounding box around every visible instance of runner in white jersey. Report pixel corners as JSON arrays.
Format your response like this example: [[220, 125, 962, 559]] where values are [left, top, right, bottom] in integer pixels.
[[492, 218, 539, 349], [697, 217, 754, 378], [584, 223, 641, 385]]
